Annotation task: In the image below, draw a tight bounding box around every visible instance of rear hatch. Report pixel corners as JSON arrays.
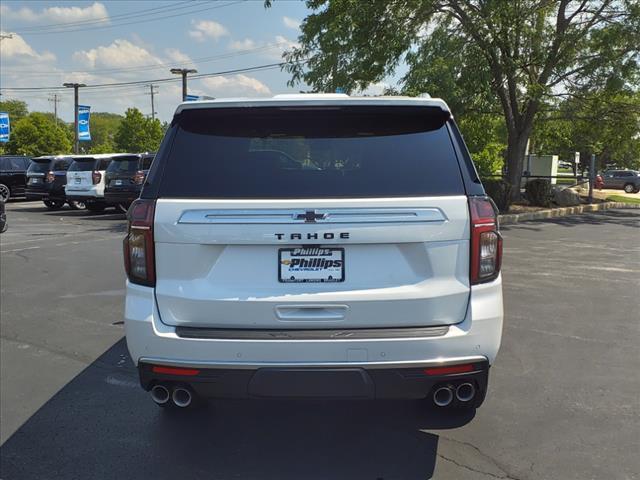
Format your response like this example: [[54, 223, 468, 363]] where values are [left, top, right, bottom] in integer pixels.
[[26, 158, 51, 190], [152, 106, 470, 330], [105, 155, 141, 191], [66, 158, 98, 191]]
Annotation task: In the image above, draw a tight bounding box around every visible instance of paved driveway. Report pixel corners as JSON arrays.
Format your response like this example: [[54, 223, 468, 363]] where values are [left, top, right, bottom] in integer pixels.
[[1, 201, 639, 479]]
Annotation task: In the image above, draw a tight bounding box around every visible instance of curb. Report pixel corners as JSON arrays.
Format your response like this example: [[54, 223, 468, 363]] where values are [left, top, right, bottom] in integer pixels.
[[498, 202, 640, 225]]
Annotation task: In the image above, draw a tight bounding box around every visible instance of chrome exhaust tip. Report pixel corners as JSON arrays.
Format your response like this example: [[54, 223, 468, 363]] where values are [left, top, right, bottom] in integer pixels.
[[172, 387, 193, 408], [150, 384, 170, 405], [455, 383, 476, 402], [433, 386, 454, 407]]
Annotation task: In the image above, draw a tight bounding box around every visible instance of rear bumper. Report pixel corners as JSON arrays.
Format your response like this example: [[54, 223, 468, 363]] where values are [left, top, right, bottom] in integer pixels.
[[65, 187, 103, 200], [25, 186, 64, 200], [104, 188, 140, 205], [138, 361, 490, 405], [125, 276, 503, 400]]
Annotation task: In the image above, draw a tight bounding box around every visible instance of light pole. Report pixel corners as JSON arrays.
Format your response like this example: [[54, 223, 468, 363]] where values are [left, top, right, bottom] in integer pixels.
[[63, 82, 86, 154], [170, 68, 197, 102]]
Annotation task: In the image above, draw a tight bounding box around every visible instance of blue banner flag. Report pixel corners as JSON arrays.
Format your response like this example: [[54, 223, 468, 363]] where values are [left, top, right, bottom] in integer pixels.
[[78, 105, 91, 141], [185, 94, 200, 102], [0, 112, 10, 143]]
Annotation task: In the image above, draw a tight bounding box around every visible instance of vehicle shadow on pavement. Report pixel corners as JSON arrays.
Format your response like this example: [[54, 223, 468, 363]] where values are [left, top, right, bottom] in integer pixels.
[[0, 339, 474, 480]]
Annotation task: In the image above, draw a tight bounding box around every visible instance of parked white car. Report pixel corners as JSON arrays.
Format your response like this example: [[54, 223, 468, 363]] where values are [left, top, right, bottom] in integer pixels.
[[123, 94, 504, 411], [66, 154, 130, 212]]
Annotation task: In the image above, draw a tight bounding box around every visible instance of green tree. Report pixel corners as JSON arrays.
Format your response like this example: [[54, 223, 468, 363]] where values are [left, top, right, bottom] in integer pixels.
[[114, 108, 163, 153], [533, 90, 640, 170], [4, 112, 72, 156], [276, 0, 640, 198], [86, 112, 123, 153], [0, 99, 29, 123]]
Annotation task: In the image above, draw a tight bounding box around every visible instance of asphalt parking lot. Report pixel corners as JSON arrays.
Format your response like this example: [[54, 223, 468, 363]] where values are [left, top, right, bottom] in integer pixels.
[[1, 201, 639, 479]]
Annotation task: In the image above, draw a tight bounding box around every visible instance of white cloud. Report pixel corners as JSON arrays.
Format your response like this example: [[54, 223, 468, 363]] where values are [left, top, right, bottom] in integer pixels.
[[228, 38, 257, 51], [226, 36, 298, 60], [188, 20, 229, 42], [72, 39, 163, 69], [0, 31, 56, 63], [282, 16, 300, 30], [0, 2, 108, 24], [200, 74, 272, 97], [164, 48, 192, 64]]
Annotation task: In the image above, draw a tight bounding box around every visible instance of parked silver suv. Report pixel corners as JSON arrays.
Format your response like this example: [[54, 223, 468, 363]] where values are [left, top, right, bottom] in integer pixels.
[[123, 94, 504, 411]]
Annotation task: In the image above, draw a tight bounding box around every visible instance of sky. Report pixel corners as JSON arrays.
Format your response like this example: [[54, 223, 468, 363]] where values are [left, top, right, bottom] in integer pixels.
[[0, 1, 388, 123]]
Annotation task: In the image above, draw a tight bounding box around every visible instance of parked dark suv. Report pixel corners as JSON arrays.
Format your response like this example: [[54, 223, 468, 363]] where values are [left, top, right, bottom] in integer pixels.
[[0, 155, 31, 202], [601, 170, 640, 193], [25, 156, 83, 210], [104, 152, 154, 209]]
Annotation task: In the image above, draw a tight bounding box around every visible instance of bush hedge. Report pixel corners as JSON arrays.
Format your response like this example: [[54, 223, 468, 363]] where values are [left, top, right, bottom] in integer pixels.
[[525, 179, 552, 207], [483, 179, 513, 213]]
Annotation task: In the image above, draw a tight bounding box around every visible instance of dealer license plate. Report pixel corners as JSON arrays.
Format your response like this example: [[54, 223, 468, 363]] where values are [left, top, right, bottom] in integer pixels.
[[278, 247, 344, 283]]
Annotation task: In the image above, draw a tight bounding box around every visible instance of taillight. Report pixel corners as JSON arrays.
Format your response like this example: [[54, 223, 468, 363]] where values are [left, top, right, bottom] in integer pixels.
[[469, 196, 502, 284], [45, 171, 55, 183], [92, 170, 102, 185], [133, 170, 146, 185], [123, 198, 156, 286]]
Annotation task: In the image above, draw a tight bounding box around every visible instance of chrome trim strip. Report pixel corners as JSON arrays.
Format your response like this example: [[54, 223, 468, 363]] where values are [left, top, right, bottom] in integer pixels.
[[175, 325, 449, 340], [178, 208, 447, 225], [138, 355, 488, 370]]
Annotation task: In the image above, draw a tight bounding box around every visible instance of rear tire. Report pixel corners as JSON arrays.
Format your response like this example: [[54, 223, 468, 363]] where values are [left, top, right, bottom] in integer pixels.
[[67, 200, 85, 210], [623, 183, 635, 193], [43, 199, 65, 210], [0, 183, 10, 202]]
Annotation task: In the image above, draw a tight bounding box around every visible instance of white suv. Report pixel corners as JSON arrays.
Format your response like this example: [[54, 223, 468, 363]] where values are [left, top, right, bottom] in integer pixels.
[[124, 94, 504, 411], [66, 154, 126, 212]]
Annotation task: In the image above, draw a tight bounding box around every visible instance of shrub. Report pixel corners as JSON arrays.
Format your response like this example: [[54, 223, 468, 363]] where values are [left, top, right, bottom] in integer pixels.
[[483, 179, 513, 213], [525, 179, 552, 207], [472, 142, 506, 178]]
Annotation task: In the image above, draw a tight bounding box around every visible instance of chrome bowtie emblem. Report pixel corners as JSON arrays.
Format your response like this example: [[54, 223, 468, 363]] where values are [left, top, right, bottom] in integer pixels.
[[295, 210, 327, 223]]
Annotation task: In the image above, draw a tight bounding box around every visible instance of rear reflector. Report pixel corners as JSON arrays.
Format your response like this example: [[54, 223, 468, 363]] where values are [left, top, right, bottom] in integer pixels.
[[423, 364, 476, 376], [152, 366, 200, 376]]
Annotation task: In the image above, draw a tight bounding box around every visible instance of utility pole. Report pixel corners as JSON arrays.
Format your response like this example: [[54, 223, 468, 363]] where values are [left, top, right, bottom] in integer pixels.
[[147, 84, 159, 121], [48, 93, 60, 126], [170, 68, 197, 101], [63, 82, 86, 154], [588, 154, 596, 204]]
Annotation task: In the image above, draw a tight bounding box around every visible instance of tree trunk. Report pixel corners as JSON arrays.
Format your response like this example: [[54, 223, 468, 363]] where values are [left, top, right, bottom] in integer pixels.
[[505, 131, 530, 201]]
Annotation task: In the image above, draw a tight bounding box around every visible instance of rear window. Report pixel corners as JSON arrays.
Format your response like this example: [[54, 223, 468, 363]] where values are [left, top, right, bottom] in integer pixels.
[[141, 155, 154, 170], [69, 158, 97, 172], [157, 106, 463, 198], [0, 157, 28, 170], [28, 159, 52, 174], [106, 156, 141, 174]]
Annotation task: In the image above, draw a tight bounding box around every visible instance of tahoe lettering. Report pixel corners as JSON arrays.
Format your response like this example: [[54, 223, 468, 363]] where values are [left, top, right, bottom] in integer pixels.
[[274, 232, 350, 240]]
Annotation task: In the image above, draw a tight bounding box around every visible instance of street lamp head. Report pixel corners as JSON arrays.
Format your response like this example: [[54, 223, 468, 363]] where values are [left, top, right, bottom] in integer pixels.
[[170, 68, 198, 75], [63, 83, 86, 87]]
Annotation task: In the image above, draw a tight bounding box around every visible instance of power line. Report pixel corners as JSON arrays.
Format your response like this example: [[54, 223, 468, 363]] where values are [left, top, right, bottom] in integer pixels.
[[10, 1, 243, 36], [5, 42, 288, 77], [8, 1, 195, 32], [0, 61, 298, 92]]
